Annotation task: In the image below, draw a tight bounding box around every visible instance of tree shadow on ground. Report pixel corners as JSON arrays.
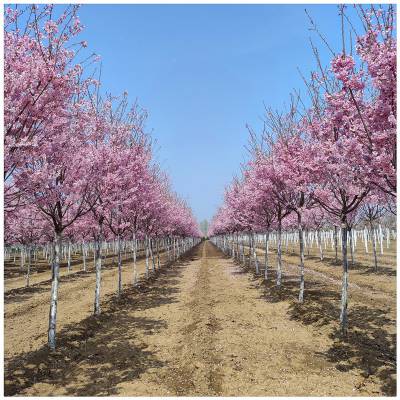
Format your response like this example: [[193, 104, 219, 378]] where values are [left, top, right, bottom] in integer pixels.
[[349, 261, 396, 277], [4, 285, 51, 305], [230, 252, 396, 396], [5, 312, 165, 396], [4, 268, 106, 306], [4, 260, 50, 279], [4, 244, 201, 396], [229, 256, 310, 304], [320, 257, 397, 278], [273, 273, 396, 395], [310, 305, 397, 396], [4, 256, 93, 279]]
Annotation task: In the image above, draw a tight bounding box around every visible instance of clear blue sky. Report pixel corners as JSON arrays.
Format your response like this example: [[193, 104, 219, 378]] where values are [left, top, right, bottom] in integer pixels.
[[75, 4, 354, 222]]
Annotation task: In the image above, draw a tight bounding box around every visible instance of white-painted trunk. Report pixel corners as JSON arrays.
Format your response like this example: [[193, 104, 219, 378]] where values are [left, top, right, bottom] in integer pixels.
[[117, 235, 122, 296], [48, 231, 62, 350], [94, 234, 102, 315]]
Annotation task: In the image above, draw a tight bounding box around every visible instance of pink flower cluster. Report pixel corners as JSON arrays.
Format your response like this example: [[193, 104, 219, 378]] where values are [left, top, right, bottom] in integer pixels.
[[4, 4, 200, 247], [210, 5, 396, 236]]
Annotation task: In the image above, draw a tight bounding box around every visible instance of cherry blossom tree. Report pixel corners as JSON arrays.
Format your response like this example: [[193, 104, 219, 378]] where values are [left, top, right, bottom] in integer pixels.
[[210, 4, 396, 336], [4, 4, 95, 210]]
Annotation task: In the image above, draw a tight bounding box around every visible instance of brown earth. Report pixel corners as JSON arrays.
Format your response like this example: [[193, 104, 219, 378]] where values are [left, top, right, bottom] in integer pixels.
[[4, 241, 396, 396]]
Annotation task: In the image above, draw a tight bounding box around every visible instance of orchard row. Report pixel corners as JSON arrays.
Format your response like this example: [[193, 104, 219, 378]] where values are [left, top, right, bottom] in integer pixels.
[[209, 5, 396, 335], [4, 5, 201, 350]]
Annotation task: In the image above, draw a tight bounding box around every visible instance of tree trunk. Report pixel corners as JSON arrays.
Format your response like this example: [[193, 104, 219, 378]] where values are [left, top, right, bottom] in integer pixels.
[[26, 245, 31, 288], [252, 233, 259, 274], [67, 241, 71, 272], [133, 233, 138, 285], [156, 238, 161, 269], [298, 214, 305, 302], [363, 227, 369, 253], [371, 223, 378, 272], [378, 225, 383, 255], [20, 246, 24, 271], [386, 228, 390, 249], [236, 233, 240, 261], [264, 232, 269, 281], [149, 237, 156, 272], [111, 240, 115, 266], [82, 241, 87, 272], [349, 227, 354, 266], [334, 226, 338, 263], [117, 234, 122, 296], [277, 219, 283, 287], [241, 238, 245, 265], [318, 229, 323, 260], [94, 231, 103, 315], [48, 230, 62, 350], [145, 235, 150, 278], [339, 220, 349, 335], [248, 234, 252, 268]]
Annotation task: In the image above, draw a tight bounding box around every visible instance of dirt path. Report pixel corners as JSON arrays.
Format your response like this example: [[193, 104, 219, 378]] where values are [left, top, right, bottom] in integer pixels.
[[4, 241, 395, 396]]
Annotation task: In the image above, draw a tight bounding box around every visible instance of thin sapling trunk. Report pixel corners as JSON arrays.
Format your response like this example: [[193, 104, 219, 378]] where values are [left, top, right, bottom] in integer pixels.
[[298, 213, 305, 302], [340, 219, 349, 335], [48, 230, 62, 350]]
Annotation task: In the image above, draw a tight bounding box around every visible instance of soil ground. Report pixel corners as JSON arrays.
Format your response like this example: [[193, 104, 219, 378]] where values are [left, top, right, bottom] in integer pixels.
[[4, 240, 396, 396]]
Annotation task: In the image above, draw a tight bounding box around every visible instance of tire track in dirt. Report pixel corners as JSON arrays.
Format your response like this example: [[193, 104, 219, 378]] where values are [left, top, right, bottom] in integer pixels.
[[129, 241, 224, 396], [163, 241, 223, 395]]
